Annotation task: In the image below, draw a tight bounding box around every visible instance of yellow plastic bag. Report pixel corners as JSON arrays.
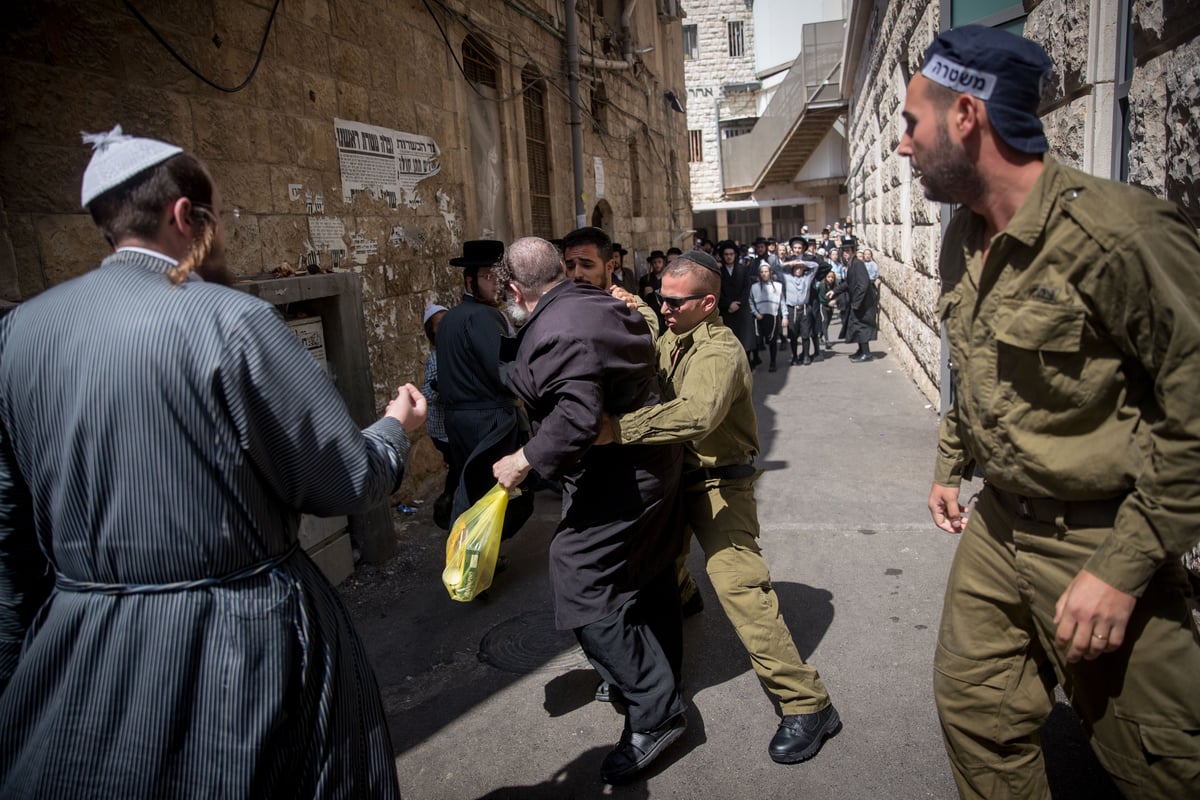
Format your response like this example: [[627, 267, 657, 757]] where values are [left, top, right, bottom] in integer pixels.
[[442, 483, 515, 602]]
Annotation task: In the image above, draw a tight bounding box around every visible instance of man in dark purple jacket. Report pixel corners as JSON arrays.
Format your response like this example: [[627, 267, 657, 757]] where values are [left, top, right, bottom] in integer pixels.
[[491, 237, 687, 786]]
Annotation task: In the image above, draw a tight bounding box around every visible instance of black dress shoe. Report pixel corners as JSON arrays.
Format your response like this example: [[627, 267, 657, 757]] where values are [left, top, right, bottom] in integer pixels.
[[849, 353, 871, 363], [601, 713, 687, 784], [595, 681, 626, 704], [768, 705, 842, 764], [680, 591, 704, 618], [801, 355, 812, 365]]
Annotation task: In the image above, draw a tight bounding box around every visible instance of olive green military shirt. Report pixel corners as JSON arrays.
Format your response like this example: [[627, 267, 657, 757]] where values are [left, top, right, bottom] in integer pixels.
[[935, 157, 1200, 597], [612, 310, 758, 471], [631, 294, 660, 345]]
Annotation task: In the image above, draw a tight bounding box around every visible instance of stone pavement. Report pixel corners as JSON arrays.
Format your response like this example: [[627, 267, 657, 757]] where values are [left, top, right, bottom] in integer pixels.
[[341, 336, 1121, 800]]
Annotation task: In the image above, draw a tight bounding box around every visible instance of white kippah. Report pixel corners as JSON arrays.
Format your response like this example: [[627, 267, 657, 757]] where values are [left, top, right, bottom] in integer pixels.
[[80, 125, 183, 207], [423, 303, 449, 325]]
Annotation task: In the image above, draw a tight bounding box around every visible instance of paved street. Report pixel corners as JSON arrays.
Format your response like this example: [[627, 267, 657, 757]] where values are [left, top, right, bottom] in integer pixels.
[[342, 336, 1118, 799]]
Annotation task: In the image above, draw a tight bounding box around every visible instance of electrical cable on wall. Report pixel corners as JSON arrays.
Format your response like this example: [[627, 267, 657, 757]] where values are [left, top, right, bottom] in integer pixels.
[[123, 0, 280, 93]]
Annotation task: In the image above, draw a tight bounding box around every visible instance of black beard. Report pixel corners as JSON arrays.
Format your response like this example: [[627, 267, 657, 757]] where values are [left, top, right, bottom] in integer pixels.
[[916, 123, 985, 204]]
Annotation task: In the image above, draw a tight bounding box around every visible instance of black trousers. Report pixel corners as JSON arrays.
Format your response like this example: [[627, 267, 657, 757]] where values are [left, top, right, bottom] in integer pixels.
[[575, 568, 685, 732], [431, 437, 456, 499], [754, 314, 781, 366]]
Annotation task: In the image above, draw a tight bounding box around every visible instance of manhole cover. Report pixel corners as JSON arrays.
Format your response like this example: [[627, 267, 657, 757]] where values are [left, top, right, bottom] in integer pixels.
[[478, 610, 590, 674]]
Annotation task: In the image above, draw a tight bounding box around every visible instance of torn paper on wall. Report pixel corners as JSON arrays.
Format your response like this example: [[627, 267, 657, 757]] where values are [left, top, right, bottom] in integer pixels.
[[437, 189, 461, 246], [335, 118, 440, 209], [307, 216, 349, 271], [350, 232, 378, 266]]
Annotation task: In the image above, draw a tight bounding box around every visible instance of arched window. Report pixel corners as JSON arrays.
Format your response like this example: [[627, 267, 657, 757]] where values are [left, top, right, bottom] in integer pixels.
[[462, 35, 497, 89], [462, 35, 508, 241], [522, 66, 553, 239]]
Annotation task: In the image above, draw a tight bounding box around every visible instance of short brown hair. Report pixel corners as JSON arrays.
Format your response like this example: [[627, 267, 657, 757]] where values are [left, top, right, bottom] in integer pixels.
[[86, 153, 214, 246], [663, 258, 719, 296]]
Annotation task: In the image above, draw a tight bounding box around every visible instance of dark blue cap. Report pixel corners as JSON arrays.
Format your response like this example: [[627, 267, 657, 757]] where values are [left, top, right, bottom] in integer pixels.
[[921, 25, 1053, 154]]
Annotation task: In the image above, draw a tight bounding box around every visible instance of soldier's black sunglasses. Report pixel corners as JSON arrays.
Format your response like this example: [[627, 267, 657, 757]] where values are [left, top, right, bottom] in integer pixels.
[[655, 291, 709, 310]]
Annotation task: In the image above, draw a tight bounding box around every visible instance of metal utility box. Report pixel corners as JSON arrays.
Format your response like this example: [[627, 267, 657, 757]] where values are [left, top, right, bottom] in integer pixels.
[[237, 272, 397, 584]]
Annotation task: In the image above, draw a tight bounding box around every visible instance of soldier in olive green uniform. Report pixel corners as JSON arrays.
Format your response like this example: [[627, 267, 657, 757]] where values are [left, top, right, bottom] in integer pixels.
[[899, 27, 1200, 798], [605, 251, 841, 765]]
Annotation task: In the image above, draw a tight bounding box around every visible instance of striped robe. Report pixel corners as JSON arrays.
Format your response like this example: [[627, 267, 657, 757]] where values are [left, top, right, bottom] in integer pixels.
[[0, 251, 406, 798]]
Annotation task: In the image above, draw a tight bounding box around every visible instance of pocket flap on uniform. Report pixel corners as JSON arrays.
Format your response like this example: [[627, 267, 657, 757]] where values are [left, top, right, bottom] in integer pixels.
[[993, 301, 1084, 353], [933, 643, 1011, 689], [1138, 723, 1200, 759]]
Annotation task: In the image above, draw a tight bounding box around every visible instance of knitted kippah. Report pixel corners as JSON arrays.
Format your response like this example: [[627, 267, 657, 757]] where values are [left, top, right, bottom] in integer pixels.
[[80, 125, 183, 207]]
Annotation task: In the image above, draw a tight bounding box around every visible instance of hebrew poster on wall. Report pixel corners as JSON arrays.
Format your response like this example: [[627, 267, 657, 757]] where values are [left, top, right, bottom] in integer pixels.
[[334, 118, 441, 209]]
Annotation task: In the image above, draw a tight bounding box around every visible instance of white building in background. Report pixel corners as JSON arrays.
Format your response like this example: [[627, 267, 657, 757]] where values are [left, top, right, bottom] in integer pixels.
[[684, 0, 849, 246]]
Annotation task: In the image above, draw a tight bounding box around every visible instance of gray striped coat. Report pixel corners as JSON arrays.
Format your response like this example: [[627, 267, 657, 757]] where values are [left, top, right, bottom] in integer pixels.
[[0, 250, 406, 798]]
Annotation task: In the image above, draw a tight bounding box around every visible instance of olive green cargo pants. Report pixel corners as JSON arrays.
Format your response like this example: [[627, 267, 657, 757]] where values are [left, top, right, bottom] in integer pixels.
[[936, 485, 1200, 798], [678, 475, 830, 715]]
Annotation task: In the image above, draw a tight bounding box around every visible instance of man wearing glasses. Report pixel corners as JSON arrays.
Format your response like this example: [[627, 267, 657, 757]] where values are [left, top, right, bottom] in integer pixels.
[[600, 251, 841, 766]]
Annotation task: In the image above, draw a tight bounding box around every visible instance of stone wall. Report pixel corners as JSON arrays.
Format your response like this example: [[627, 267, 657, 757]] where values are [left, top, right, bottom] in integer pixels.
[[845, 0, 1200, 405], [0, 0, 691, 494], [845, 0, 942, 403], [684, 0, 759, 204]]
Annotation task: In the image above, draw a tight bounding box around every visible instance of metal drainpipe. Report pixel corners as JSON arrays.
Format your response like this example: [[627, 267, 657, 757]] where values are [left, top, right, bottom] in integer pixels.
[[566, 0, 586, 227], [715, 96, 725, 199], [621, 0, 638, 65]]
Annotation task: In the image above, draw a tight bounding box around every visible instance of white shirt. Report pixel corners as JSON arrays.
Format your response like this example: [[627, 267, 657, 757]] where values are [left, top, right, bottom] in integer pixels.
[[749, 280, 784, 317]]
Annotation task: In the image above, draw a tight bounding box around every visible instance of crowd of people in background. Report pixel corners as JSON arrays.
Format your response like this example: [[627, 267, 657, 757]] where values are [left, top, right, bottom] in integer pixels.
[[5, 22, 1196, 799], [417, 226, 843, 784]]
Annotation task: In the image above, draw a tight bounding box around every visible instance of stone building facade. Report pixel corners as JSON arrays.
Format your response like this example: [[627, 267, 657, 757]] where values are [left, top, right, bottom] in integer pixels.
[[683, 0, 758, 207], [842, 0, 1200, 406], [0, 0, 692, 492], [683, 1, 848, 245]]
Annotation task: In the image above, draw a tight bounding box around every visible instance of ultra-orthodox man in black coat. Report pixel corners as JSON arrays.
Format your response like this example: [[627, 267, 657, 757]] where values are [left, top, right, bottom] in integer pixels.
[[719, 261, 757, 355], [437, 294, 534, 537], [834, 256, 878, 345], [500, 280, 685, 630]]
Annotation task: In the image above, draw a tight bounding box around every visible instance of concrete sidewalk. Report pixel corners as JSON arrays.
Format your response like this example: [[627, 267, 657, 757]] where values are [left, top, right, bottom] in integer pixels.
[[342, 337, 1117, 799]]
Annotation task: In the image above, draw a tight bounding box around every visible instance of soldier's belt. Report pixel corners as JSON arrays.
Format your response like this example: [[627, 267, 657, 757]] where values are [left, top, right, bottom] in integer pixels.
[[990, 486, 1126, 528], [685, 463, 757, 483]]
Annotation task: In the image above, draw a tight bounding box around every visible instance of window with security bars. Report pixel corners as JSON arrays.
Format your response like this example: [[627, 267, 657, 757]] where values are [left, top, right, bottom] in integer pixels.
[[728, 21, 745, 58], [683, 25, 698, 60], [462, 35, 497, 89], [523, 69, 553, 239], [771, 205, 806, 242], [727, 208, 760, 245], [688, 129, 703, 162]]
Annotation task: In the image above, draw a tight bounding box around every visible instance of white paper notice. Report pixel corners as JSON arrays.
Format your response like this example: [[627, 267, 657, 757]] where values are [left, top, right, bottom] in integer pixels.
[[594, 156, 605, 199], [334, 118, 441, 209]]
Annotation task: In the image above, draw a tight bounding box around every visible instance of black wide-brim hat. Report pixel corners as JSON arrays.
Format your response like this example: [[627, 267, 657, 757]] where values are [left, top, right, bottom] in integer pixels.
[[450, 240, 504, 267]]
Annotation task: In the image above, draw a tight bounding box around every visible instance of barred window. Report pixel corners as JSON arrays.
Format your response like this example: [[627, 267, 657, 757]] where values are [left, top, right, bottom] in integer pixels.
[[462, 35, 497, 89], [728, 21, 745, 58], [522, 68, 553, 239], [683, 25, 698, 60], [688, 129, 703, 162]]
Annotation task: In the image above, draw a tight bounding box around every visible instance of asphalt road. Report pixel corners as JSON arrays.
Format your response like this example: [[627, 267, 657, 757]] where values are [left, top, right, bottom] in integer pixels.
[[342, 337, 1120, 799]]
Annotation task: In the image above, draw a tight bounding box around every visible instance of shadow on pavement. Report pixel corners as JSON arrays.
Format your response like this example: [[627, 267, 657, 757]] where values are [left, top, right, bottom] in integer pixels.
[[774, 581, 835, 662], [472, 746, 645, 800]]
